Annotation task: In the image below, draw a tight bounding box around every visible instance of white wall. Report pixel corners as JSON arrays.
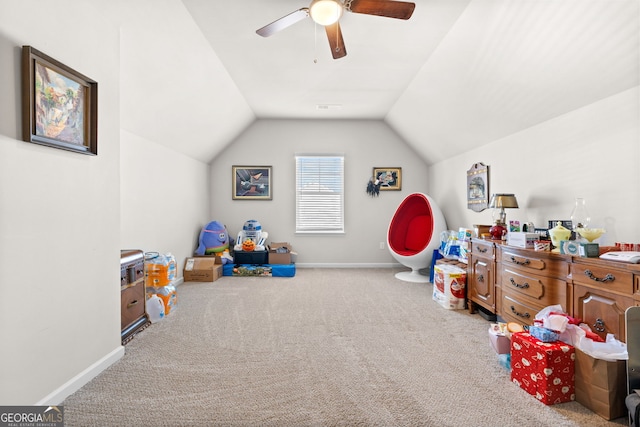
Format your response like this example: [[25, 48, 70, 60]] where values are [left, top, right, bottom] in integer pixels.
[[117, 0, 251, 274], [0, 0, 218, 405], [0, 1, 123, 405], [211, 90, 640, 269], [429, 88, 640, 245], [120, 130, 211, 274], [118, 0, 254, 162], [210, 119, 435, 266]]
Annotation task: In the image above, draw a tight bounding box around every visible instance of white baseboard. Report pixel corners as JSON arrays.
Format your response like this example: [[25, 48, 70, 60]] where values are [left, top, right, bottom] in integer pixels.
[[295, 263, 402, 268], [36, 345, 125, 406]]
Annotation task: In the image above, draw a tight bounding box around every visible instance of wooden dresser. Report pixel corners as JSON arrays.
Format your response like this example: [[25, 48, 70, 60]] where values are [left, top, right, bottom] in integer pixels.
[[466, 239, 640, 342]]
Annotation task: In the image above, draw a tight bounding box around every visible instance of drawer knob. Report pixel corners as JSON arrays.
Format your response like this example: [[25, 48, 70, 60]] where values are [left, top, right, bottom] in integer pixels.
[[127, 300, 139, 309], [477, 274, 484, 283], [593, 318, 606, 332], [476, 246, 488, 253], [509, 277, 529, 289], [584, 269, 615, 283], [510, 305, 531, 319], [510, 256, 530, 266]]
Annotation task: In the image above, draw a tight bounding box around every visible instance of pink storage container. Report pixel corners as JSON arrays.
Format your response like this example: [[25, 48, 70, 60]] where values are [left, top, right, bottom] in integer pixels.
[[489, 327, 511, 354]]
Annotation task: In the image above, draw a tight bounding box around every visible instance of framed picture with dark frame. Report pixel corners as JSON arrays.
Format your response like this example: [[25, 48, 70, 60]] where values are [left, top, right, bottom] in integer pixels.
[[21, 45, 98, 155], [373, 167, 401, 191], [232, 166, 272, 200], [467, 162, 489, 212]]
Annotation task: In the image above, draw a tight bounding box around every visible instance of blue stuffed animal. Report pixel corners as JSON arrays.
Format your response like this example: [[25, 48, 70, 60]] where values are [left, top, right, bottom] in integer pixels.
[[195, 221, 231, 263]]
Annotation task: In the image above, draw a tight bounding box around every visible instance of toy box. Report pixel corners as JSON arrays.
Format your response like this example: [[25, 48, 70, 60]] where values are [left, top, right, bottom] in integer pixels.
[[228, 264, 272, 277], [510, 332, 575, 405], [234, 250, 268, 265], [223, 263, 296, 277]]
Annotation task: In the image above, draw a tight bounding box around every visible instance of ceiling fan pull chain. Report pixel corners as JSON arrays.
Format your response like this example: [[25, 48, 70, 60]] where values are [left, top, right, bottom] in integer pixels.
[[314, 23, 318, 63]]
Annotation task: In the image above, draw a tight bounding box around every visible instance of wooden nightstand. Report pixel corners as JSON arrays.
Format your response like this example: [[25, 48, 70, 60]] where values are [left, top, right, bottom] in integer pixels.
[[120, 250, 149, 344]]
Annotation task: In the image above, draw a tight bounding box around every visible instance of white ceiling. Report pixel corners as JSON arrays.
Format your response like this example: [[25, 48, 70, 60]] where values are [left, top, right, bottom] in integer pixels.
[[182, 0, 475, 120], [120, 0, 639, 164]]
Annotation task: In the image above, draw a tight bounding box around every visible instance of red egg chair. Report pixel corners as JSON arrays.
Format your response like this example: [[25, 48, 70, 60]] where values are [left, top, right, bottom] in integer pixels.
[[387, 193, 447, 283]]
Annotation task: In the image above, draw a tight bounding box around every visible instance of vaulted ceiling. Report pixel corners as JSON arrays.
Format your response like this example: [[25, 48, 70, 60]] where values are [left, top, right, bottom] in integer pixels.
[[119, 0, 639, 164]]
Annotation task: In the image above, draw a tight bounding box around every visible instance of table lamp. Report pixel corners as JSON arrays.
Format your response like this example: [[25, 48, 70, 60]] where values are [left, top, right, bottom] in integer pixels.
[[488, 193, 519, 239]]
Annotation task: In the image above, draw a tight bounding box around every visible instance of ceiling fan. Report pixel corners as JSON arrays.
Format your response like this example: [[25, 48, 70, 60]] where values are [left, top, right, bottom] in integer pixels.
[[256, 0, 416, 60]]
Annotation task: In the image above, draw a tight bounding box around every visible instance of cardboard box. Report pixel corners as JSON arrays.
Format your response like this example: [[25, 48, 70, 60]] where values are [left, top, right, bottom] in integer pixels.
[[510, 332, 575, 405], [574, 348, 627, 420], [183, 256, 221, 282], [268, 242, 293, 265], [507, 232, 540, 248], [212, 264, 223, 281]]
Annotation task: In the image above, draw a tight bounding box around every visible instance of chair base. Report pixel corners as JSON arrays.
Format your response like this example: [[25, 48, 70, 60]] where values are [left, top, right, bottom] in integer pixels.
[[395, 270, 430, 283]]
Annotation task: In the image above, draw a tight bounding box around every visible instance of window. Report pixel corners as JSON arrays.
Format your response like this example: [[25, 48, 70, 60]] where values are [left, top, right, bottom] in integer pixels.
[[295, 155, 344, 233]]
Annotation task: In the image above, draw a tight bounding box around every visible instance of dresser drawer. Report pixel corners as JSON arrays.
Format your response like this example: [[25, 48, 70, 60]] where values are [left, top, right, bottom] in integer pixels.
[[121, 250, 145, 288], [571, 263, 634, 296], [470, 239, 494, 259], [121, 280, 146, 330], [500, 293, 541, 326], [500, 248, 569, 278], [500, 266, 566, 307], [573, 284, 633, 342]]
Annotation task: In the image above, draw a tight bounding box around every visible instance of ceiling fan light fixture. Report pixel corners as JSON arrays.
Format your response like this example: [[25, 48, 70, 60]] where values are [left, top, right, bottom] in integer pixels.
[[309, 0, 343, 26]]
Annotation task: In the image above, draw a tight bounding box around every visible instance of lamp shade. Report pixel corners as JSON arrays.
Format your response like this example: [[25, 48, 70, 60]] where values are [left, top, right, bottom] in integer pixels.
[[489, 193, 519, 209], [309, 0, 343, 26]]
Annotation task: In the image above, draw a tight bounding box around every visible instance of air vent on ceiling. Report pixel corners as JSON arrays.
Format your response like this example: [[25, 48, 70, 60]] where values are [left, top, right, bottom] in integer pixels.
[[316, 104, 342, 110]]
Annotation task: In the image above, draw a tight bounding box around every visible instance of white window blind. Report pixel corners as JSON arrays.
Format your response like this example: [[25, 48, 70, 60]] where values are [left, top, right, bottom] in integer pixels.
[[295, 155, 344, 233]]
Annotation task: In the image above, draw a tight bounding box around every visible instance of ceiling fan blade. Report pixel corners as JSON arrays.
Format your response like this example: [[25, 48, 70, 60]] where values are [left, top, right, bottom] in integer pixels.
[[256, 8, 310, 37], [325, 22, 347, 59], [347, 0, 415, 20]]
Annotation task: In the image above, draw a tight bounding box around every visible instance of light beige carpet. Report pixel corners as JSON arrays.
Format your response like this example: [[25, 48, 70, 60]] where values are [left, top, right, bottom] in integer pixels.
[[64, 268, 627, 426]]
